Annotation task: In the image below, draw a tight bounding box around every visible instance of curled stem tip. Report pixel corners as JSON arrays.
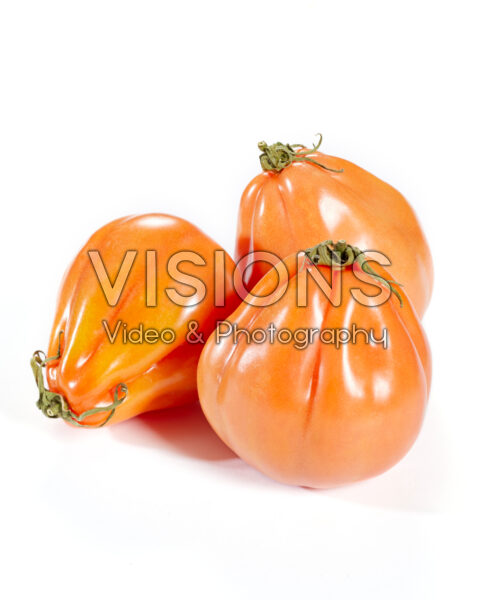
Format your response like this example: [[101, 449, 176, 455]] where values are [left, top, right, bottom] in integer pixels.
[[303, 240, 403, 306], [258, 133, 343, 173], [30, 331, 127, 427]]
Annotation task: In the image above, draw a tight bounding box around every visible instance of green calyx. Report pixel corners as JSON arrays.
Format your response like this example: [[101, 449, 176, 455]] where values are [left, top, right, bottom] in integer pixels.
[[31, 331, 127, 427], [304, 240, 403, 306], [258, 133, 343, 173]]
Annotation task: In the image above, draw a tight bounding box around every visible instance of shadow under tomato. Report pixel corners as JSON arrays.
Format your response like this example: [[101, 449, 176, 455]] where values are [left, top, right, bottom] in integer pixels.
[[112, 402, 238, 462], [110, 399, 447, 512], [110, 402, 296, 492]]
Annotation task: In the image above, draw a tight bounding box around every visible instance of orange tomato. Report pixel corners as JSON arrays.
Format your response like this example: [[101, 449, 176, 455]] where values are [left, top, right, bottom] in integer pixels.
[[31, 214, 239, 427], [198, 241, 431, 488], [235, 136, 433, 317]]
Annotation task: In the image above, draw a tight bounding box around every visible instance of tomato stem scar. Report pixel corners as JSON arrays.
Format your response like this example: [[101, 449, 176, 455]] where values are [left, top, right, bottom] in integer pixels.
[[258, 134, 343, 173], [303, 240, 403, 306], [30, 331, 128, 427]]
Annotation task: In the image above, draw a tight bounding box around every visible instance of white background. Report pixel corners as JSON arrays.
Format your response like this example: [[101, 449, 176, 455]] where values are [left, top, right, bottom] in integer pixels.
[[0, 1, 478, 598]]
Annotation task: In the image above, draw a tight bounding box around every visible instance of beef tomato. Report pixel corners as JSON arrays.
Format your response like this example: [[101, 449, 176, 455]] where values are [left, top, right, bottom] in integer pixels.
[[31, 214, 239, 427], [198, 241, 431, 488], [235, 136, 433, 317]]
